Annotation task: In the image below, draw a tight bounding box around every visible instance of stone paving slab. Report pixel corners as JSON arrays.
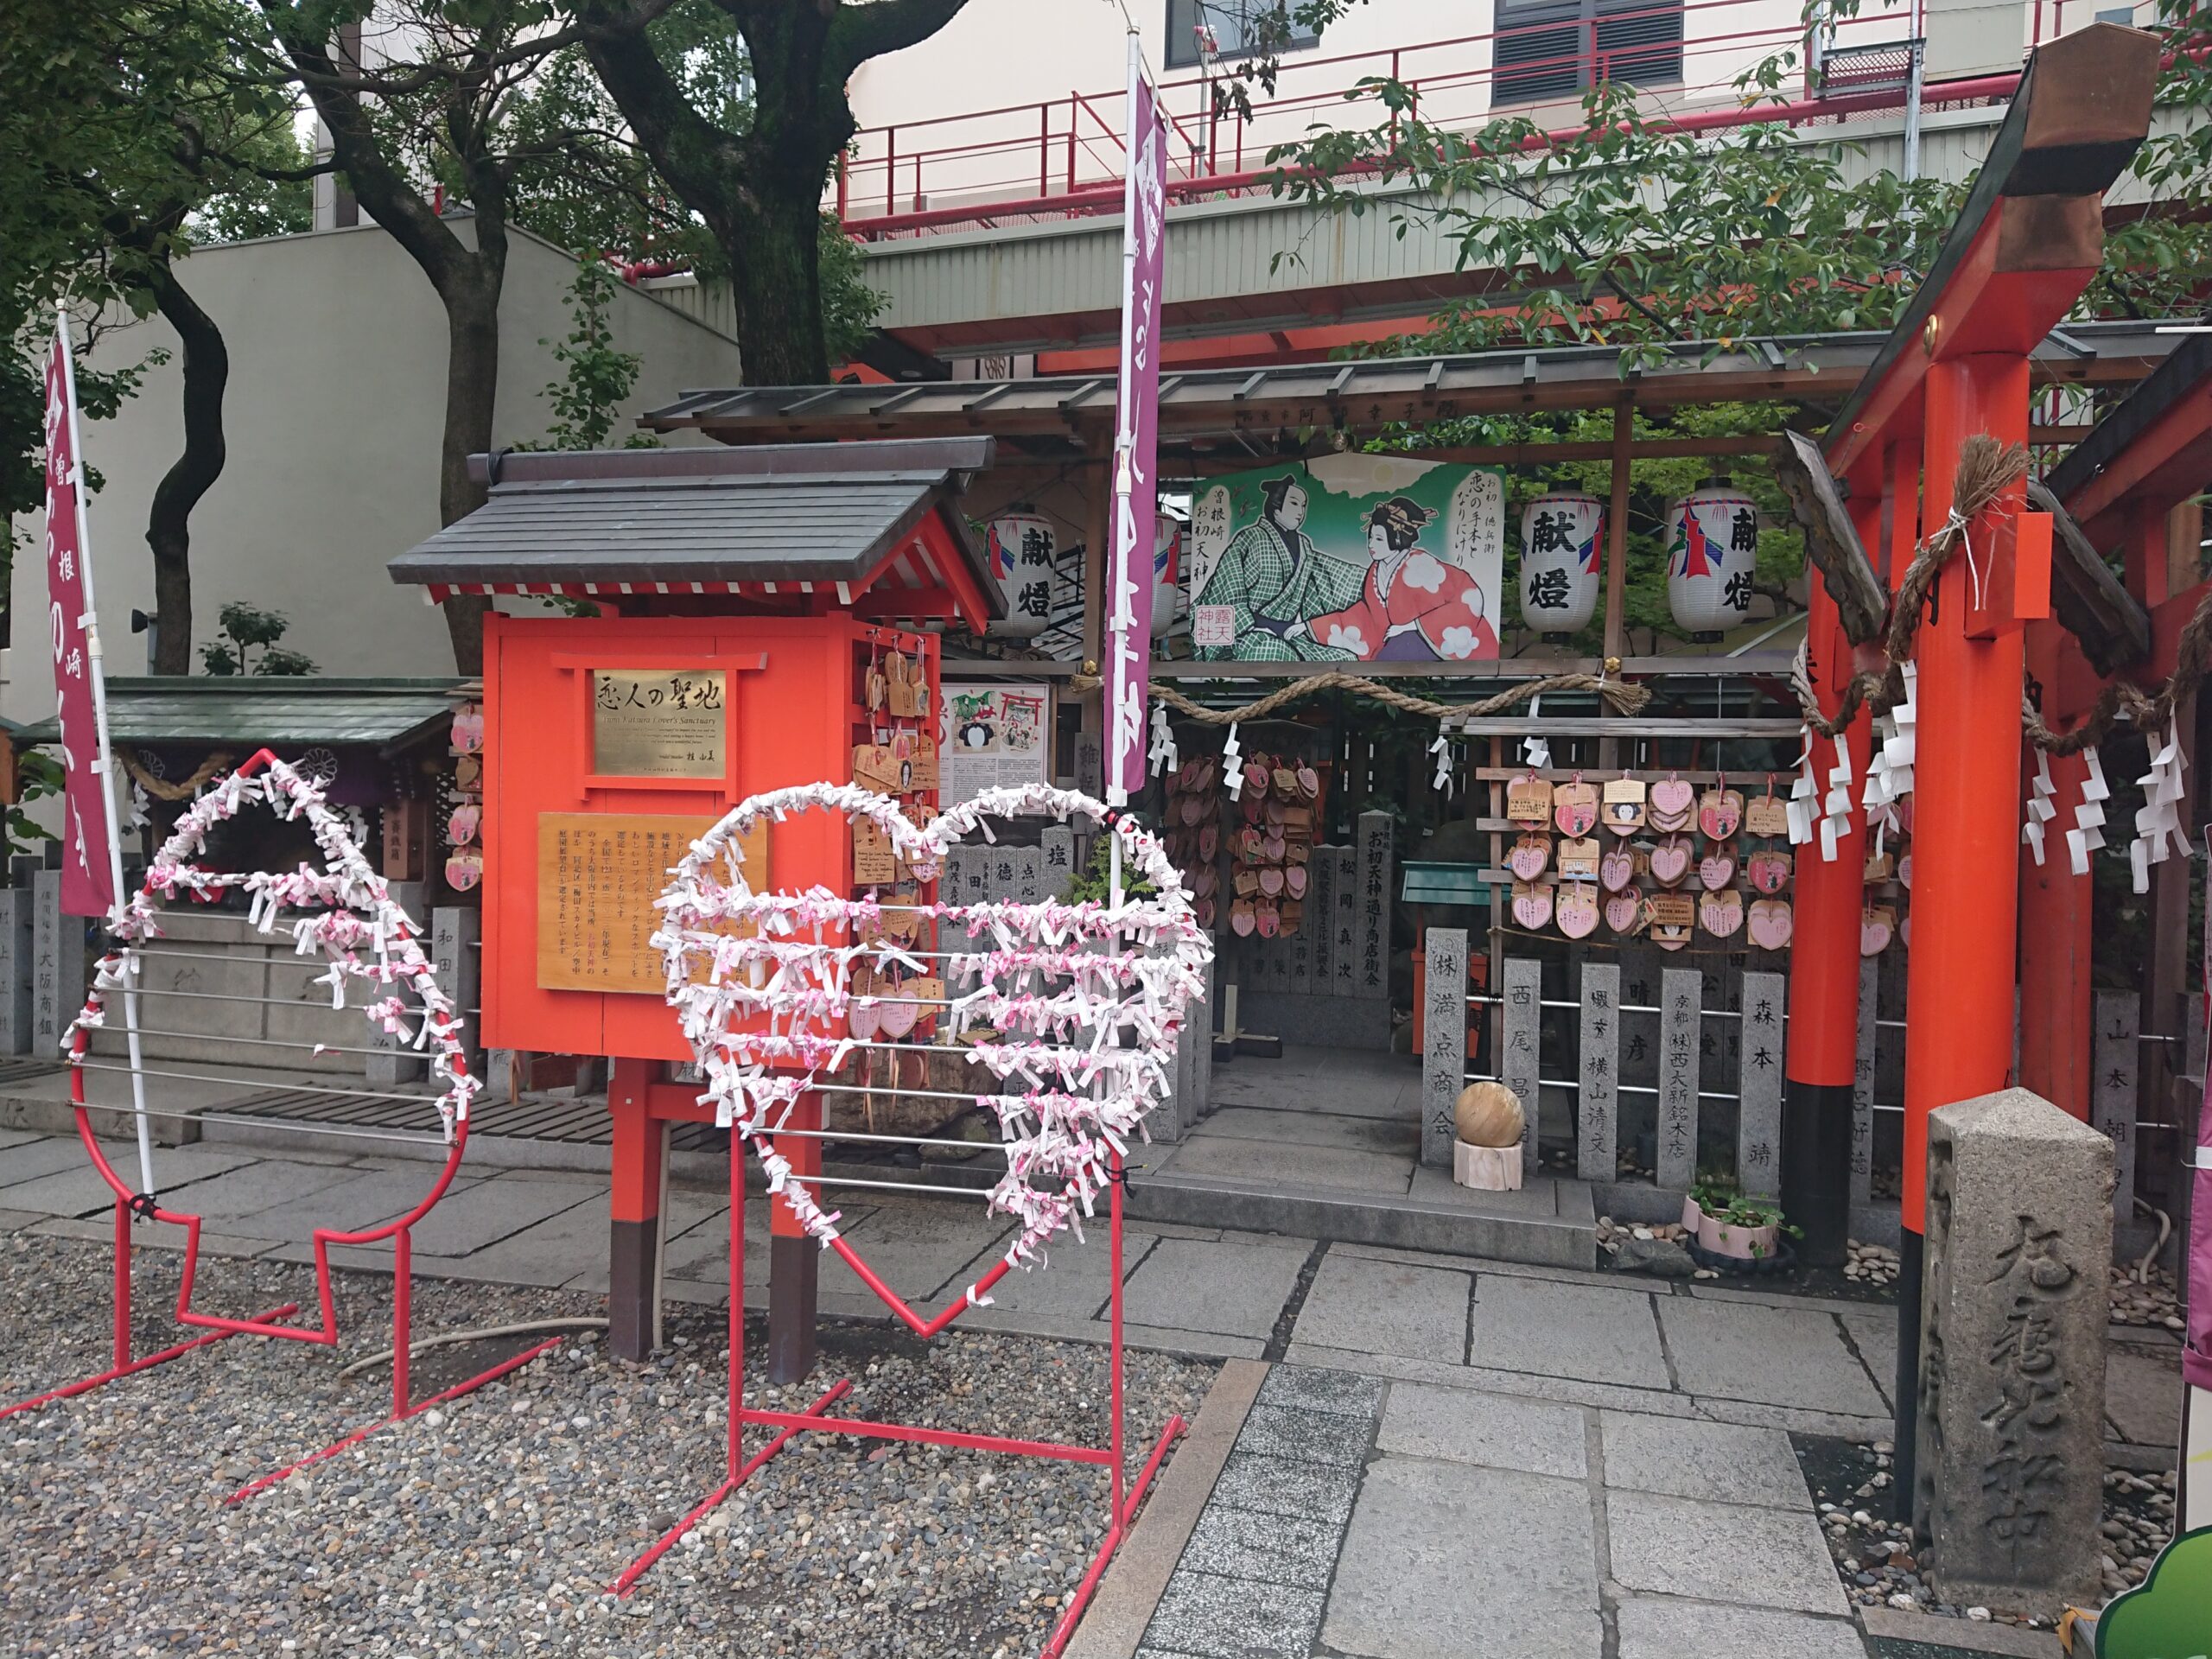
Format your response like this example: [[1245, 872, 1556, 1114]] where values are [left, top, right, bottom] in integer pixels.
[[2105, 1345, 2183, 1446], [1294, 1250, 1468, 1362], [1466, 1272, 1668, 1386], [126, 1158, 360, 1229], [1614, 1597, 1871, 1659], [1332, 1238, 1630, 1291], [1123, 1235, 1311, 1340], [234, 1165, 487, 1237], [1193, 1106, 1414, 1157], [0, 1142, 267, 1216], [1232, 1402, 1373, 1467], [1840, 1306, 1900, 1409], [1207, 1450, 1364, 1526], [29, 1215, 283, 1259], [1141, 1570, 1326, 1659], [1599, 1411, 1811, 1510], [817, 1204, 1012, 1304], [0, 1135, 120, 1190], [1253, 1363, 1385, 1421], [1378, 1379, 1589, 1478], [1159, 1135, 1414, 1196], [1606, 1490, 1851, 1616], [1323, 1456, 1604, 1659], [276, 1170, 602, 1260], [1176, 1503, 1343, 1591], [1656, 1297, 1889, 1418]]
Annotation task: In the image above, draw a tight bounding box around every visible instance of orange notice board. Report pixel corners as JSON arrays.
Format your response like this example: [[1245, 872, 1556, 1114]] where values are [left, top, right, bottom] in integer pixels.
[[482, 613, 891, 1061]]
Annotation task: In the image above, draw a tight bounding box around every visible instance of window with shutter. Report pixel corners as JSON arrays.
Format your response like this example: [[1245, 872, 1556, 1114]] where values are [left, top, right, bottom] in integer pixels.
[[1493, 0, 1684, 106], [1165, 0, 1322, 70]]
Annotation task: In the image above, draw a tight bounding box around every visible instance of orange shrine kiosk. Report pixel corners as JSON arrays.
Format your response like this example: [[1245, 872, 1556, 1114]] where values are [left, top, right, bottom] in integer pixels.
[[389, 438, 1000, 1369]]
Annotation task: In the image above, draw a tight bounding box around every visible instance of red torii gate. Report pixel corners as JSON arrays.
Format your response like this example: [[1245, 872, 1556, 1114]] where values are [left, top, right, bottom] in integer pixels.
[[1784, 20, 2161, 1511], [2022, 331, 2212, 1131]]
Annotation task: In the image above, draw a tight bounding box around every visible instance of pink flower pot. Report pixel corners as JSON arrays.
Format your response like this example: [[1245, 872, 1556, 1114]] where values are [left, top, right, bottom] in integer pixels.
[[1697, 1212, 1779, 1260], [1681, 1196, 1704, 1232]]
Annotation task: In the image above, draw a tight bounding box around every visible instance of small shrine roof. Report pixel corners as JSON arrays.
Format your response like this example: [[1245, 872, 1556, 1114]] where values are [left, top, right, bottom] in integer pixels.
[[16, 678, 464, 753], [386, 440, 999, 629]]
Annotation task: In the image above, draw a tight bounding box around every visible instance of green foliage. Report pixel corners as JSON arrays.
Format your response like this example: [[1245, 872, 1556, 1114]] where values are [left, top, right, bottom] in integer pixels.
[[527, 254, 652, 451], [200, 599, 315, 676], [6, 751, 63, 863], [1065, 836, 1158, 905], [818, 213, 884, 368]]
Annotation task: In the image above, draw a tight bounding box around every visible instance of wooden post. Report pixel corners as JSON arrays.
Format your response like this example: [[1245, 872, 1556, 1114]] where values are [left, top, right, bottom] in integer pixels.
[[607, 1057, 663, 1361], [1599, 395, 1634, 770], [769, 1091, 823, 1384], [1782, 469, 1878, 1265]]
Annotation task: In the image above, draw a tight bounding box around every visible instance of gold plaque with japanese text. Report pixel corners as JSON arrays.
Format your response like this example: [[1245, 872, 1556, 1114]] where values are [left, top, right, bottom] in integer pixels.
[[537, 812, 767, 993], [591, 669, 727, 779]]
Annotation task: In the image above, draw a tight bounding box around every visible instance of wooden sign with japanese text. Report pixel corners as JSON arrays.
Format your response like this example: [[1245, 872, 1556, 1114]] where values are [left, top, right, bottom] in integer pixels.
[[537, 811, 768, 993]]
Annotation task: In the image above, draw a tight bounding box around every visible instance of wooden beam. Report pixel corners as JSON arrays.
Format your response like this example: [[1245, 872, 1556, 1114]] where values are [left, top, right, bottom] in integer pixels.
[[2024, 478, 2152, 675], [1776, 430, 1890, 645]]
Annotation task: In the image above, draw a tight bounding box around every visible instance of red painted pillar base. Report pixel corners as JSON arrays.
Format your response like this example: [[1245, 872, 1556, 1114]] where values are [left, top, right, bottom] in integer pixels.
[[608, 1058, 664, 1362]]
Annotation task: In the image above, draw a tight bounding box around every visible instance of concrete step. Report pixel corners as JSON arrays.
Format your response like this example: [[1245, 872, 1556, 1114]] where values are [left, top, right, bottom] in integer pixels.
[[1126, 1164, 1598, 1272]]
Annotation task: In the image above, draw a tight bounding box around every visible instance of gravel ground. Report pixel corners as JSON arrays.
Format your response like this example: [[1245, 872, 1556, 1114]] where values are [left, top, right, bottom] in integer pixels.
[[1794, 1434, 2179, 1626], [0, 1235, 1216, 1658]]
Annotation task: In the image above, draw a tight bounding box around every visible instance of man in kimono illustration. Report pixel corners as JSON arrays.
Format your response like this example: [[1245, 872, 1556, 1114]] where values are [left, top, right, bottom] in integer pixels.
[[1303, 495, 1499, 661], [1193, 474, 1363, 660]]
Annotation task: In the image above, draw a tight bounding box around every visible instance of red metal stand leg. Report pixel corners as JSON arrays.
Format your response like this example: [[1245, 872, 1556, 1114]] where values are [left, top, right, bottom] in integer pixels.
[[392, 1227, 411, 1416], [113, 1197, 132, 1367], [0, 1302, 301, 1422]]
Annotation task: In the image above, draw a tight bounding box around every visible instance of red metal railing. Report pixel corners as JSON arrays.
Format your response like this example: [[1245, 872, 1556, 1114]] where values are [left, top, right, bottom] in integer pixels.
[[833, 0, 2074, 240]]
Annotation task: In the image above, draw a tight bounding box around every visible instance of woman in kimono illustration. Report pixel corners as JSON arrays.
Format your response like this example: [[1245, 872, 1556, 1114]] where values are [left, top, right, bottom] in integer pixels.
[[1305, 495, 1499, 662], [1193, 474, 1363, 661]]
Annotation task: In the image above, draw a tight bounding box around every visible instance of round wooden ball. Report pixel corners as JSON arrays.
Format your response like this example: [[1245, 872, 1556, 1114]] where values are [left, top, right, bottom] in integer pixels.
[[1453, 1081, 1525, 1148]]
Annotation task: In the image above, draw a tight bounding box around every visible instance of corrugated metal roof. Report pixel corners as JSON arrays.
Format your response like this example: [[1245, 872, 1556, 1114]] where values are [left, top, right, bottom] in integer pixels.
[[640, 320, 2180, 450], [16, 679, 462, 751]]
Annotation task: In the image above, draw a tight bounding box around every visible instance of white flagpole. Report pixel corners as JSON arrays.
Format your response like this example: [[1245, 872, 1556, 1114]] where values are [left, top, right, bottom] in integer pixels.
[[56, 304, 156, 1200]]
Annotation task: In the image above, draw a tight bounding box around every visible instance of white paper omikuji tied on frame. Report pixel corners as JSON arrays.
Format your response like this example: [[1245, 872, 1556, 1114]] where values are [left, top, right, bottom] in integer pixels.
[[2067, 746, 2112, 876], [1820, 735, 1855, 862], [1522, 695, 1553, 772], [1430, 732, 1453, 795], [1147, 702, 1177, 779], [1221, 722, 1243, 798], [2023, 749, 2057, 867], [2130, 718, 2190, 893], [1787, 726, 1818, 848]]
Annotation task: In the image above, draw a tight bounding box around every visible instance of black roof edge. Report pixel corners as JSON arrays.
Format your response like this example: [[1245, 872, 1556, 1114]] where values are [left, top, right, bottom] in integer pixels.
[[1824, 22, 2160, 448], [2043, 329, 2212, 503], [465, 436, 996, 487]]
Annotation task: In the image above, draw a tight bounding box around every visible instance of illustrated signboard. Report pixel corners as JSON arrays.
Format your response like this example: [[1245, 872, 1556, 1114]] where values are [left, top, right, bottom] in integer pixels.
[[1186, 454, 1506, 663], [940, 682, 1052, 805]]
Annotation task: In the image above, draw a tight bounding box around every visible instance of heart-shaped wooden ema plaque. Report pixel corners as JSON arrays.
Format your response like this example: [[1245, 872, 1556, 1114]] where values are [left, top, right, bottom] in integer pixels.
[[1649, 836, 1692, 887], [1507, 773, 1554, 827], [1745, 792, 1790, 840], [1699, 889, 1744, 939], [1747, 897, 1793, 950], [1556, 882, 1600, 939], [1599, 847, 1635, 893], [1649, 775, 1695, 819], [1511, 880, 1554, 931], [1699, 788, 1744, 841], [1746, 849, 1792, 894], [1605, 891, 1644, 934], [1699, 851, 1737, 892], [658, 784, 1211, 1338], [1557, 836, 1603, 881], [1553, 779, 1599, 837], [1860, 905, 1894, 957], [1506, 835, 1551, 880]]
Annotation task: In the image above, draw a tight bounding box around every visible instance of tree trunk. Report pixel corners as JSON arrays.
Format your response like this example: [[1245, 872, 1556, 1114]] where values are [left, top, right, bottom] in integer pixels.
[[436, 265, 501, 674], [727, 187, 830, 385], [140, 256, 226, 675]]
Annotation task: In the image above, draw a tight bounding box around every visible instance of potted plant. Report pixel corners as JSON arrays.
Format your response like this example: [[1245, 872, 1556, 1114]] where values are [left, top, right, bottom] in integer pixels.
[[1696, 1195, 1802, 1262], [1684, 1174, 1737, 1234]]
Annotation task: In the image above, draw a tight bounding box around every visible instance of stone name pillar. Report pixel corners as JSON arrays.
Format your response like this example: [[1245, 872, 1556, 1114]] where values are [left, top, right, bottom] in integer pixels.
[[1915, 1087, 2111, 1614]]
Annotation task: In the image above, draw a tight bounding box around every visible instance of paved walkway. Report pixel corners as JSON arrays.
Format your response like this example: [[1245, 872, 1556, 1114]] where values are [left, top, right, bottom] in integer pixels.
[[0, 1126, 2183, 1659]]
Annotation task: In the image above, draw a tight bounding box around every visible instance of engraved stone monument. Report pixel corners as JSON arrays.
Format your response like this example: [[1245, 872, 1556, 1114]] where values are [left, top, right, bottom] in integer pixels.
[[1915, 1087, 2112, 1614]]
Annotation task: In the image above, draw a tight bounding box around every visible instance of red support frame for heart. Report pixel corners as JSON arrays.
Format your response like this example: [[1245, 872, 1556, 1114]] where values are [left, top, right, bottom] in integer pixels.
[[0, 749, 559, 1496], [608, 784, 1210, 1654]]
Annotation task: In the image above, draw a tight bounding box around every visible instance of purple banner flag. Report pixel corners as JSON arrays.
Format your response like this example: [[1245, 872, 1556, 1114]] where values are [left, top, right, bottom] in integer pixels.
[[43, 319, 118, 919], [1103, 41, 1166, 804]]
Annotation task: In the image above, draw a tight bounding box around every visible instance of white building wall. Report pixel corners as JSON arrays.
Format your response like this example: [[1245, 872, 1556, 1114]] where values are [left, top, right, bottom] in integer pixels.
[[6, 219, 743, 722]]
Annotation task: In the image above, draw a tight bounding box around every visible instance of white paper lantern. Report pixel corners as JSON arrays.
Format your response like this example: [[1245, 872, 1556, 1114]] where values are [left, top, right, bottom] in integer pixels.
[[1517, 492, 1604, 634], [1665, 480, 1760, 637], [984, 513, 1056, 639], [1152, 518, 1183, 639]]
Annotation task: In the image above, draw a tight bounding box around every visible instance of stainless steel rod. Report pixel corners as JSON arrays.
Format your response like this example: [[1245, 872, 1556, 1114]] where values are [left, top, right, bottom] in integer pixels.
[[73, 1060, 449, 1107]]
